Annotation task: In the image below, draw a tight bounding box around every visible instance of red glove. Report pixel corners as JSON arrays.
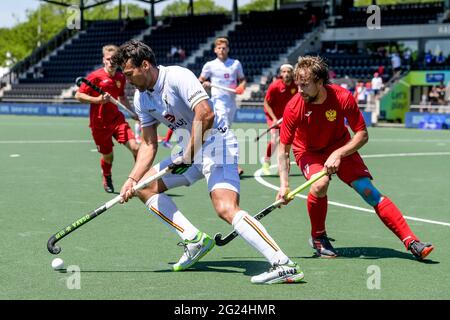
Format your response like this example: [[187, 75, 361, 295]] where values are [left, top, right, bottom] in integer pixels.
[[235, 84, 245, 95]]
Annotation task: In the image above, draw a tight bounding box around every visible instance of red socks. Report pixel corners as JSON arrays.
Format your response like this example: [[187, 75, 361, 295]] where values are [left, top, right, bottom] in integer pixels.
[[164, 129, 173, 143], [100, 158, 112, 177], [265, 141, 274, 160], [307, 193, 328, 238], [374, 197, 418, 249]]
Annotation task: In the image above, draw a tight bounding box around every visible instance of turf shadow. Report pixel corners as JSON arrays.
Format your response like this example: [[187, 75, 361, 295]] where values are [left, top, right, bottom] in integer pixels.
[[297, 246, 439, 264], [153, 259, 270, 275]]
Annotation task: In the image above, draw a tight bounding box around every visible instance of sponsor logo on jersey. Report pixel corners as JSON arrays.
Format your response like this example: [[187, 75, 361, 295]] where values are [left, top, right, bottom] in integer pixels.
[[224, 73, 230, 79], [168, 118, 188, 131], [325, 109, 337, 121], [305, 111, 312, 117], [164, 114, 176, 123], [187, 90, 203, 103]]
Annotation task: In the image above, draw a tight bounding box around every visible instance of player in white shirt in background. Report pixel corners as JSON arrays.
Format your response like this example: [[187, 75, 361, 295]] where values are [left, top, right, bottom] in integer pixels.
[[199, 37, 246, 177], [113, 40, 303, 284]]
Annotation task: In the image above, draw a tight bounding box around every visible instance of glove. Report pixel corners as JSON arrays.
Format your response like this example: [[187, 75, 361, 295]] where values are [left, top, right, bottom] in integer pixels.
[[169, 157, 192, 175], [235, 84, 245, 95]]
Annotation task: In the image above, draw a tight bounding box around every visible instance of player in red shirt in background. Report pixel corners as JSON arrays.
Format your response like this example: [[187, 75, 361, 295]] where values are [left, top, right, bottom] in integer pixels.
[[277, 56, 434, 261], [261, 64, 298, 175], [75, 44, 139, 193]]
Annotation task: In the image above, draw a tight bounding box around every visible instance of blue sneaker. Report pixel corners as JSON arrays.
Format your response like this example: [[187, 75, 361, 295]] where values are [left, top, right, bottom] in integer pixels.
[[309, 233, 337, 258], [408, 240, 434, 261], [161, 141, 172, 149]]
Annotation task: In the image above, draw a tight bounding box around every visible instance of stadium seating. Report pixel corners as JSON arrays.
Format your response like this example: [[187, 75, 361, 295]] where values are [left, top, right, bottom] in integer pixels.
[[187, 9, 316, 83], [332, 2, 444, 28]]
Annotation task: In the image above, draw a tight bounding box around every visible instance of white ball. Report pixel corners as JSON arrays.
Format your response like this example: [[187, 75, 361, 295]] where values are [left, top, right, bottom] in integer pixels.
[[51, 258, 65, 271]]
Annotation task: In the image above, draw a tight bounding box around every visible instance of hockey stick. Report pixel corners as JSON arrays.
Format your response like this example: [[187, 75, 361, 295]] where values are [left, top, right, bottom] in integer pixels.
[[214, 171, 327, 246], [75, 76, 138, 119], [47, 164, 175, 254], [255, 118, 283, 142], [210, 83, 238, 94]]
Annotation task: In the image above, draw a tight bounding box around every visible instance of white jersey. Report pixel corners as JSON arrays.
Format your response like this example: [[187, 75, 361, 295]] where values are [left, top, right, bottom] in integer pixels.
[[134, 65, 238, 164], [201, 58, 244, 126]]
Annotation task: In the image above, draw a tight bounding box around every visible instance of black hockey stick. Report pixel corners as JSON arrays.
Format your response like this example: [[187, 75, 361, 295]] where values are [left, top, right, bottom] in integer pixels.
[[214, 171, 327, 246], [75, 76, 138, 118], [47, 164, 175, 254]]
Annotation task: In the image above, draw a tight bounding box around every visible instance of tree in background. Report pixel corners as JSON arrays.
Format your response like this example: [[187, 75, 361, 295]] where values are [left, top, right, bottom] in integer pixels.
[[161, 0, 228, 16], [240, 0, 274, 13]]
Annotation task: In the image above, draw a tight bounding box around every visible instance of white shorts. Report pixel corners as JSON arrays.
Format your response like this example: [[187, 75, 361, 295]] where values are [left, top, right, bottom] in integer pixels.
[[212, 98, 237, 128], [154, 155, 240, 194]]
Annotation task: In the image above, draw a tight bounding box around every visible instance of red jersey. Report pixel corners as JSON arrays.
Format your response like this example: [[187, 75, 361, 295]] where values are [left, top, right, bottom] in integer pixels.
[[264, 79, 298, 119], [280, 84, 366, 159], [78, 68, 126, 128]]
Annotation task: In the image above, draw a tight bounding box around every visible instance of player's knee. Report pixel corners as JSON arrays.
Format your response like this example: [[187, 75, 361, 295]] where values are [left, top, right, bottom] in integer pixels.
[[214, 201, 237, 224], [310, 179, 329, 197], [351, 177, 381, 207]]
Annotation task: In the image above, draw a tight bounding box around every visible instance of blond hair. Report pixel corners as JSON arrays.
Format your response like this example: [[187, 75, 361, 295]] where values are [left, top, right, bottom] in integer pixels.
[[295, 56, 330, 84], [214, 37, 229, 47], [102, 44, 119, 56]]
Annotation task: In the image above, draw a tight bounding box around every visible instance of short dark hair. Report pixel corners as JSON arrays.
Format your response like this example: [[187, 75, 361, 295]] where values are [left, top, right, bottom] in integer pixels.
[[112, 39, 157, 68]]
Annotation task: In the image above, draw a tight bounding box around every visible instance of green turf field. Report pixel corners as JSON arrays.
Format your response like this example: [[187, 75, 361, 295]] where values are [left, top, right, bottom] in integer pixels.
[[1, 115, 449, 300]]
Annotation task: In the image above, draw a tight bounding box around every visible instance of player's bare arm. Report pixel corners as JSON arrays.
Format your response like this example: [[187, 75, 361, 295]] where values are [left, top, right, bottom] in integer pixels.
[[324, 129, 369, 175], [235, 78, 246, 94], [198, 75, 211, 89], [182, 100, 215, 163], [277, 142, 292, 204], [263, 99, 278, 122], [120, 124, 158, 202], [118, 95, 139, 120], [75, 91, 111, 104]]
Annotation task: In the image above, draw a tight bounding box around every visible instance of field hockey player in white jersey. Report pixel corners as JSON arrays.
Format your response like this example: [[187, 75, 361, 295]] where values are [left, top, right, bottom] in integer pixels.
[[199, 37, 246, 176], [113, 40, 304, 284]]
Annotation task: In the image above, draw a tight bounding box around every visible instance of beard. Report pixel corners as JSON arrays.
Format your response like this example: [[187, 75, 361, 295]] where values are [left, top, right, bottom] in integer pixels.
[[302, 92, 319, 103]]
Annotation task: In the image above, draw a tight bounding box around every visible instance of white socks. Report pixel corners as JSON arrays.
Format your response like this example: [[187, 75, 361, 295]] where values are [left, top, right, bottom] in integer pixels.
[[145, 193, 199, 241], [232, 210, 290, 265]]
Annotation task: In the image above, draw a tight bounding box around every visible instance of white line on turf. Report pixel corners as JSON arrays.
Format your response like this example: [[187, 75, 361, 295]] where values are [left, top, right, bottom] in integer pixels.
[[254, 152, 450, 228], [9, 154, 21, 157], [0, 140, 91, 144]]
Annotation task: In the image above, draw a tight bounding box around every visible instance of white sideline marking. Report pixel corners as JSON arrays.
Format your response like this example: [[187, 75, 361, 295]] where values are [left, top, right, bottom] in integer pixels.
[[254, 152, 450, 228], [0, 140, 91, 144], [362, 152, 450, 158], [10, 154, 20, 157]]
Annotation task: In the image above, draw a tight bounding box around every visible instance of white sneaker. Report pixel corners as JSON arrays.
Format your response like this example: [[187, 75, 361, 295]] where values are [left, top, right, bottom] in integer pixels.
[[173, 232, 215, 271], [251, 262, 304, 284]]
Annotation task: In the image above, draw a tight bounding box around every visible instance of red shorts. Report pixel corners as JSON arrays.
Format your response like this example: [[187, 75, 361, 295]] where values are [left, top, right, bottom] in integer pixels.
[[296, 151, 372, 185], [91, 121, 135, 155]]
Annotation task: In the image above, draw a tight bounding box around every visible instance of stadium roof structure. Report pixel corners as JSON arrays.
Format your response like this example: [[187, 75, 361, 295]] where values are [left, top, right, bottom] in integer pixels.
[[39, 0, 250, 25]]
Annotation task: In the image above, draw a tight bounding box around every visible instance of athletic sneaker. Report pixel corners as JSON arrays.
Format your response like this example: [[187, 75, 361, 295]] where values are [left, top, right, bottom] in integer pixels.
[[173, 232, 215, 271], [251, 261, 304, 284], [309, 233, 337, 258], [408, 240, 434, 261], [161, 141, 172, 149], [102, 175, 114, 193], [261, 161, 271, 176]]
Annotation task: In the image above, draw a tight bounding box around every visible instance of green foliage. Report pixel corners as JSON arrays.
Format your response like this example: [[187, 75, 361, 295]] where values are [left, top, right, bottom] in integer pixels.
[[85, 3, 146, 20], [0, 2, 146, 68], [161, 0, 228, 17], [240, 0, 275, 13]]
